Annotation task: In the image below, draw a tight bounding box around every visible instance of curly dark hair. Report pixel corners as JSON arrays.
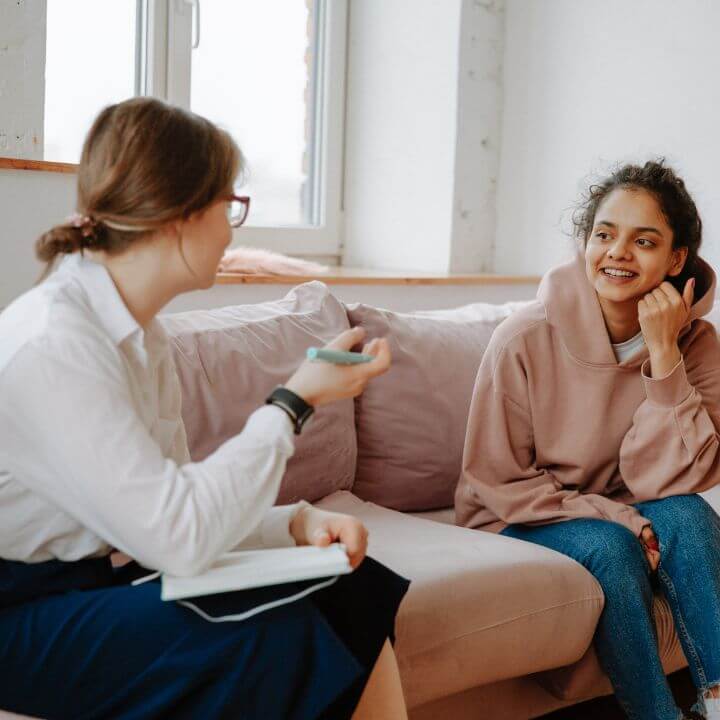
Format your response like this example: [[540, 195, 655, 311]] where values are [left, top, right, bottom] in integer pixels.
[[572, 159, 703, 294]]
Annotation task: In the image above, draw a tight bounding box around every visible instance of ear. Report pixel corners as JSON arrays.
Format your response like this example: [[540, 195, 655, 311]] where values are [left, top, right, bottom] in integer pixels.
[[667, 246, 689, 277]]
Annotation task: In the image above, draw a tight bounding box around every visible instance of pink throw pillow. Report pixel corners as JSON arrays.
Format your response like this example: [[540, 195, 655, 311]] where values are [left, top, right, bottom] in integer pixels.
[[162, 282, 356, 504], [346, 302, 527, 511]]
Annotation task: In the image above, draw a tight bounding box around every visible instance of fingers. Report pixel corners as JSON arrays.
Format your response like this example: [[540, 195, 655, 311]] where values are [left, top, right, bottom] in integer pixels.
[[329, 516, 368, 569], [683, 277, 695, 309], [309, 514, 368, 570], [642, 292, 660, 313], [642, 280, 693, 323], [327, 326, 366, 351], [651, 287, 671, 310], [645, 548, 660, 572], [311, 527, 332, 547], [640, 527, 660, 571], [347, 339, 392, 392], [363, 338, 392, 377], [656, 281, 681, 301], [644, 535, 659, 552], [640, 527, 659, 550]]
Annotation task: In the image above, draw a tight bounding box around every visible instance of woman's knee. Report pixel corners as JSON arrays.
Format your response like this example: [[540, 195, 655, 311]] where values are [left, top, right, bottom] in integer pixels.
[[644, 494, 720, 554], [572, 522, 649, 601]]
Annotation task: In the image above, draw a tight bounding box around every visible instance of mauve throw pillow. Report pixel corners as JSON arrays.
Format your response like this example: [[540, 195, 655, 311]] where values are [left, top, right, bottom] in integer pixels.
[[161, 282, 356, 504], [346, 301, 529, 511]]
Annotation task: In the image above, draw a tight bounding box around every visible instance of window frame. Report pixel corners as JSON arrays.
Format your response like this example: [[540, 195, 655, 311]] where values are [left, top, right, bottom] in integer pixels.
[[140, 0, 347, 258]]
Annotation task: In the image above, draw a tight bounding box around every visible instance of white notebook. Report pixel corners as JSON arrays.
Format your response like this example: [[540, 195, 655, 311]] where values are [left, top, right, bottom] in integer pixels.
[[160, 543, 352, 601]]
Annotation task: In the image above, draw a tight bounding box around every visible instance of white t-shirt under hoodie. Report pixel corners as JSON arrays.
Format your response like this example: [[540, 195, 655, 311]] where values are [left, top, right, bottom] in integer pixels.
[[612, 331, 646, 363]]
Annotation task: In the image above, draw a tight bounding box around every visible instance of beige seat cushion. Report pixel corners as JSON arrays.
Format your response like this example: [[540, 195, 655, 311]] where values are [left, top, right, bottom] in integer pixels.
[[316, 491, 604, 708], [411, 506, 691, 703]]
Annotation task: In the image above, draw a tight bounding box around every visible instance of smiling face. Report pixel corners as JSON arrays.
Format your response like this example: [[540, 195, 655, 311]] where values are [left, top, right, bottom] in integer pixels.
[[585, 187, 688, 307]]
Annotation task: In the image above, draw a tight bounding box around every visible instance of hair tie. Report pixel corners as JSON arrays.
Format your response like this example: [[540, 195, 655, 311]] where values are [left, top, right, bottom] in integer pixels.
[[66, 212, 99, 242]]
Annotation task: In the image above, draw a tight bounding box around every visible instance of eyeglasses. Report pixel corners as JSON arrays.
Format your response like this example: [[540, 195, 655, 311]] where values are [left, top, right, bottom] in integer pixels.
[[228, 195, 251, 228]]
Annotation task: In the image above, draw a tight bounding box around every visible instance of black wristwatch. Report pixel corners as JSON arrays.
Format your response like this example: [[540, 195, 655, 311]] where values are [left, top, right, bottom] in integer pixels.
[[265, 386, 315, 435]]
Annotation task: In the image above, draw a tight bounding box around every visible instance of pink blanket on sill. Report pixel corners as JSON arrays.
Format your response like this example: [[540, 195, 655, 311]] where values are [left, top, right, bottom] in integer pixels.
[[218, 247, 329, 276]]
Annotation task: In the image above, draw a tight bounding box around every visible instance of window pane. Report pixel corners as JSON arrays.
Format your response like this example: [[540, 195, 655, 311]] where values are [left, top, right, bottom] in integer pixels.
[[44, 0, 137, 163], [190, 0, 314, 227]]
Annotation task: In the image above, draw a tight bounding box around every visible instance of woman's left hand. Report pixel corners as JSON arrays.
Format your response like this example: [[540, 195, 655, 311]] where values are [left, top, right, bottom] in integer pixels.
[[640, 526, 661, 573], [290, 505, 368, 569], [638, 278, 694, 377]]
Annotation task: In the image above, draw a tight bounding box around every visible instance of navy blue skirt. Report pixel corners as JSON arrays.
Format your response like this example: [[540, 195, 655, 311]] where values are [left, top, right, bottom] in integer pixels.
[[0, 555, 409, 719]]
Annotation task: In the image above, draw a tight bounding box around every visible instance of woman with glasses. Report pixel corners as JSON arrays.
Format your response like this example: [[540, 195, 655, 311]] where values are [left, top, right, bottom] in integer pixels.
[[0, 97, 409, 720]]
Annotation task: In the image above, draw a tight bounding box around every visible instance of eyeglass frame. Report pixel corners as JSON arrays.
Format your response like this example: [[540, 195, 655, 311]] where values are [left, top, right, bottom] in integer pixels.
[[228, 195, 251, 228]]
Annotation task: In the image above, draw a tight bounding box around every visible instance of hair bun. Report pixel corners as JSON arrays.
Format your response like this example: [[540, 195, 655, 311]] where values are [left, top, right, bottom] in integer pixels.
[[35, 223, 85, 263]]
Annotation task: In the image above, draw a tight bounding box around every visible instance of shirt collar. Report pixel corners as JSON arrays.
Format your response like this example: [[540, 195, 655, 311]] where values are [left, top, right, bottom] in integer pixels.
[[59, 253, 141, 346]]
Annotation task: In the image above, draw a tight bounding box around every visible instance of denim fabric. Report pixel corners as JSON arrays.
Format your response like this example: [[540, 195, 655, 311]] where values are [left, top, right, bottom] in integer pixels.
[[501, 494, 720, 720]]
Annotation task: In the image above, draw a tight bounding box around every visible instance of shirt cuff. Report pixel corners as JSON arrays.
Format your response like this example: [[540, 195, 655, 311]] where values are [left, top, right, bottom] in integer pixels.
[[641, 357, 693, 407]]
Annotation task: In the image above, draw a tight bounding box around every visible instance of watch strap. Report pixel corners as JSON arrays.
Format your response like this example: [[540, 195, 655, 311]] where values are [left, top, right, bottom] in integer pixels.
[[265, 386, 315, 435]]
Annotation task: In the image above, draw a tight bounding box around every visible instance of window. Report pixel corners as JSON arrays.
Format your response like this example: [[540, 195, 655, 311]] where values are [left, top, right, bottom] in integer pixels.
[[190, 2, 312, 228], [145, 0, 348, 256], [44, 0, 139, 164], [41, 0, 347, 257]]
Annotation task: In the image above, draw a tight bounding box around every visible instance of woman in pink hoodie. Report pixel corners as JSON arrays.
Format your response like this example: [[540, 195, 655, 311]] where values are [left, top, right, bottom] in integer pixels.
[[456, 160, 720, 720]]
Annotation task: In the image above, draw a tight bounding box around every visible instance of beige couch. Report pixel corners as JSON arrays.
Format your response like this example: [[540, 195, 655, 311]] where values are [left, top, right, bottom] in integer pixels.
[[318, 491, 720, 719], [163, 283, 720, 719], [6, 282, 720, 719]]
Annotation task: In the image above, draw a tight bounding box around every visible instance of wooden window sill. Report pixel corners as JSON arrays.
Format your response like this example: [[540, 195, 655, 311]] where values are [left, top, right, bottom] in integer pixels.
[[216, 268, 540, 286], [0, 157, 78, 173], [0, 158, 541, 288]]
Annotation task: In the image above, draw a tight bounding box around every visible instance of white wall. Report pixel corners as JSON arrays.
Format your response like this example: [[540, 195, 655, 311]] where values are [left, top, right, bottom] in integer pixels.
[[495, 0, 720, 276], [0, 168, 75, 304], [342, 0, 505, 274], [342, 0, 462, 273], [450, 0, 505, 273], [0, 0, 46, 159]]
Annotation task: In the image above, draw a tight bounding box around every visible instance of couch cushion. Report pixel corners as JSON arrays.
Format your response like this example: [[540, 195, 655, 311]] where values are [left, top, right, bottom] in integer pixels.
[[161, 282, 356, 504], [316, 491, 604, 709], [346, 301, 528, 511]]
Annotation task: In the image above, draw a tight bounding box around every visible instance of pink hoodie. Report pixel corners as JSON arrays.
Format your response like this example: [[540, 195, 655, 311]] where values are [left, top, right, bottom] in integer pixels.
[[455, 254, 720, 537]]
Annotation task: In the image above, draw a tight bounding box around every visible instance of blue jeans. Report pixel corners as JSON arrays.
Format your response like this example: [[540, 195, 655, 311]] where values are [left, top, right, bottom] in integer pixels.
[[501, 494, 720, 720]]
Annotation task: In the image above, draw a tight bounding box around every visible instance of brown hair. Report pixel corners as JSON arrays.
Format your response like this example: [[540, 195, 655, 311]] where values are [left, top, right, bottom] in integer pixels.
[[36, 97, 242, 280]]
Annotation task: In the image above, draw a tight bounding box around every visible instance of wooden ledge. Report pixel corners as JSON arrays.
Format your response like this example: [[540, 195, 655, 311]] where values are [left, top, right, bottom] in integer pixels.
[[216, 268, 540, 286], [0, 157, 78, 173]]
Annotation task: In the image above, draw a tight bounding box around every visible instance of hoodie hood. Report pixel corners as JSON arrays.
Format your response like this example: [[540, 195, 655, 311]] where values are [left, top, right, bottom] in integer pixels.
[[537, 253, 717, 368]]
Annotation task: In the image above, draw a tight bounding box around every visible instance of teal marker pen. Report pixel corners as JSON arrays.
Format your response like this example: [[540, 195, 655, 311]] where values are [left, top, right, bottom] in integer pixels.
[[306, 347, 374, 365]]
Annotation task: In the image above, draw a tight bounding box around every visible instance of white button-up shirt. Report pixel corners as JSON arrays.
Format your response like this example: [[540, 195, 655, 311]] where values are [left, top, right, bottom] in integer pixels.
[[0, 254, 300, 576]]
